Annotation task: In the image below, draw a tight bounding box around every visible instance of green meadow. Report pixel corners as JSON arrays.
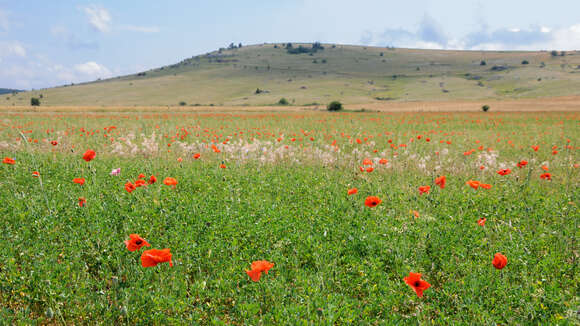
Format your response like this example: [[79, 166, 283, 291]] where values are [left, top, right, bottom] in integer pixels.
[[0, 111, 578, 324]]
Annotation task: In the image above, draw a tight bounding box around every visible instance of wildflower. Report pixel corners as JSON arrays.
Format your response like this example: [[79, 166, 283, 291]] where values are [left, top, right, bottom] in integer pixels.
[[411, 210, 420, 218], [434, 175, 446, 189], [466, 180, 480, 189], [193, 153, 201, 159], [220, 164, 226, 169], [531, 145, 539, 152], [403, 272, 431, 298], [50, 140, 58, 146], [540, 173, 551, 180], [2, 157, 15, 165], [78, 197, 86, 207], [73, 178, 85, 185], [366, 166, 374, 173], [362, 158, 373, 166], [135, 179, 147, 187], [497, 169, 511, 176], [477, 218, 486, 226], [32, 171, 40, 177], [163, 177, 178, 187], [480, 183, 492, 189], [364, 196, 382, 208], [479, 165, 485, 170], [418, 185, 431, 195], [379, 158, 388, 165], [125, 182, 136, 193], [110, 168, 121, 176], [177, 157, 183, 163], [141, 248, 173, 267], [148, 175, 157, 184], [124, 234, 151, 252], [245, 260, 274, 282], [347, 188, 358, 195], [492, 253, 507, 270], [138, 173, 146, 179], [516, 160, 528, 168], [82, 149, 96, 162], [541, 165, 549, 171]]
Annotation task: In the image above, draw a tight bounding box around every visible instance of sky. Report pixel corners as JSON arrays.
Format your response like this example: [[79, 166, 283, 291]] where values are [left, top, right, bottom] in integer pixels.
[[1, 0, 579, 90]]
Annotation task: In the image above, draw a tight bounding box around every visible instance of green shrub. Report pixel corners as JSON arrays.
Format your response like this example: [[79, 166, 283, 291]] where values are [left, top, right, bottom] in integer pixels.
[[482, 105, 490, 112], [30, 98, 40, 106], [521, 60, 529, 65], [480, 60, 487, 66], [327, 101, 343, 111], [278, 98, 289, 105], [179, 101, 187, 106]]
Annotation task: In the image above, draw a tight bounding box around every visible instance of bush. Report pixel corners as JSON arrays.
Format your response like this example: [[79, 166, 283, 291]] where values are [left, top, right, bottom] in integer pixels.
[[522, 60, 529, 65], [480, 60, 487, 66], [30, 97, 40, 106], [179, 101, 187, 106], [278, 98, 289, 105], [327, 101, 343, 111], [551, 50, 559, 57], [482, 105, 490, 112]]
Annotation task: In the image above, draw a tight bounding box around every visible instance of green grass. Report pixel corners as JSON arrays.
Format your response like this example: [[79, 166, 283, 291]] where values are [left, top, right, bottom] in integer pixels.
[[3, 44, 580, 106], [0, 111, 578, 324]]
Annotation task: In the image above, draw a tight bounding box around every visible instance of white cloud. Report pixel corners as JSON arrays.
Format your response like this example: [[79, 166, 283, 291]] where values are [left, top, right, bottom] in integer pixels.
[[122, 25, 160, 33], [0, 41, 26, 58], [74, 61, 112, 79], [83, 5, 112, 32]]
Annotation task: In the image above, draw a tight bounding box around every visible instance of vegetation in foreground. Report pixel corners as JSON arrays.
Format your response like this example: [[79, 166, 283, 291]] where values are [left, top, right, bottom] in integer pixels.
[[0, 111, 578, 324]]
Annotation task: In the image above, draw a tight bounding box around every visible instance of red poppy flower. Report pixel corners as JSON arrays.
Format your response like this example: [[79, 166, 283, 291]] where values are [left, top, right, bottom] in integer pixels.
[[541, 165, 549, 171], [73, 178, 85, 185], [497, 169, 511, 176], [540, 173, 551, 180], [435, 175, 446, 189], [403, 272, 431, 298], [135, 179, 147, 187], [347, 188, 358, 195], [245, 260, 274, 282], [362, 158, 373, 166], [364, 196, 382, 207], [177, 157, 183, 163], [141, 248, 173, 267], [418, 185, 431, 195], [50, 140, 58, 146], [531, 145, 539, 152], [220, 164, 226, 169], [516, 160, 528, 168], [138, 173, 146, 179], [125, 181, 136, 193], [366, 166, 374, 173], [479, 165, 485, 170], [379, 158, 388, 165], [78, 197, 86, 207], [32, 171, 40, 177], [480, 183, 492, 189], [82, 149, 96, 162], [2, 157, 15, 165], [466, 180, 480, 189], [492, 253, 507, 269], [411, 210, 420, 218], [193, 153, 201, 159], [148, 175, 157, 184], [477, 218, 486, 226], [163, 177, 178, 187], [124, 234, 151, 252]]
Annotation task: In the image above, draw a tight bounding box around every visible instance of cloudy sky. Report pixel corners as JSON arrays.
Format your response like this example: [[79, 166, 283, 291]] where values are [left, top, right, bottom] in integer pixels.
[[1, 0, 579, 90]]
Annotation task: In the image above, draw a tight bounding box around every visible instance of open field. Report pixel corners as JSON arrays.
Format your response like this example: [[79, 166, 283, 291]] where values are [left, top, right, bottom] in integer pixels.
[[3, 44, 580, 107], [2, 95, 580, 113], [0, 108, 578, 324]]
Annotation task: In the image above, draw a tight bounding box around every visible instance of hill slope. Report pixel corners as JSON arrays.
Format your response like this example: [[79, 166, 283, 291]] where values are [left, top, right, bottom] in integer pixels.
[[3, 44, 580, 106]]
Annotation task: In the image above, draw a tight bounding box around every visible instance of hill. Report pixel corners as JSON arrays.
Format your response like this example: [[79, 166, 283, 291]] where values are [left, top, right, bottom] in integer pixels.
[[3, 44, 580, 106], [0, 88, 22, 95]]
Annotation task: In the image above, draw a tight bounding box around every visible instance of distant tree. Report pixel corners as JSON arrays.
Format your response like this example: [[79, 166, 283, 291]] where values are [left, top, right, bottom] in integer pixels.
[[286, 43, 293, 49], [480, 60, 487, 66], [560, 51, 566, 56], [31, 97, 40, 106], [482, 105, 490, 112], [278, 98, 289, 105], [321, 59, 327, 63], [327, 101, 343, 111], [238, 43, 242, 48], [521, 60, 529, 65], [255, 88, 263, 94], [550, 50, 559, 57], [179, 101, 187, 106], [228, 42, 236, 49], [312, 42, 324, 50], [273, 44, 278, 48], [380, 52, 384, 56]]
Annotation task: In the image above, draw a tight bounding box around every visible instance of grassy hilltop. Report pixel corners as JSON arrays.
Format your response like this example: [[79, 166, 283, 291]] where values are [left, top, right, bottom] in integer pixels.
[[3, 43, 580, 106]]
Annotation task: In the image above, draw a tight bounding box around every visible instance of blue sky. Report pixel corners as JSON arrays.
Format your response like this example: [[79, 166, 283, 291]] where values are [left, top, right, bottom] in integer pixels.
[[1, 0, 579, 89]]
